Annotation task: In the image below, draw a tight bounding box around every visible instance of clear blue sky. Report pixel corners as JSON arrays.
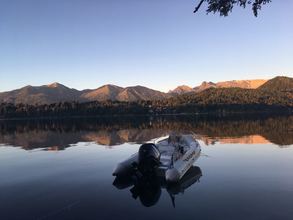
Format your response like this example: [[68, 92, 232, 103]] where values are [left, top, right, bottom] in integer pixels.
[[0, 0, 292, 92]]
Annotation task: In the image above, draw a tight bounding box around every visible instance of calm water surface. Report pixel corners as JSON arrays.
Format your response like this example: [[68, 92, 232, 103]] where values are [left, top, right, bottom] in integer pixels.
[[0, 115, 293, 220]]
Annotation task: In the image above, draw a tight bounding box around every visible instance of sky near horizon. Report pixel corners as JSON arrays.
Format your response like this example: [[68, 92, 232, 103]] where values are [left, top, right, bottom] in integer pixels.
[[0, 0, 292, 92]]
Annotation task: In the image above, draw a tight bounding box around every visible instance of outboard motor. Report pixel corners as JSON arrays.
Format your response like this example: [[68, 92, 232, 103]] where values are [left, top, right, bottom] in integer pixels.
[[138, 143, 160, 173]]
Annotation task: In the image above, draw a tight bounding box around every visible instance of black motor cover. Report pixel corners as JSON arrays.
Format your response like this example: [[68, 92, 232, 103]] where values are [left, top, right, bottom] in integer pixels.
[[138, 143, 160, 172]]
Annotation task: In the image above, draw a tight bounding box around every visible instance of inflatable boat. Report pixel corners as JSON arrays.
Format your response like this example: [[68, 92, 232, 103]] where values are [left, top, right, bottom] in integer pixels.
[[112, 134, 201, 182]]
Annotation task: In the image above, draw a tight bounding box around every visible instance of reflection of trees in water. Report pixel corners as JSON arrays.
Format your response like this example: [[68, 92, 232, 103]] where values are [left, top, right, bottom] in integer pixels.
[[0, 115, 292, 150]]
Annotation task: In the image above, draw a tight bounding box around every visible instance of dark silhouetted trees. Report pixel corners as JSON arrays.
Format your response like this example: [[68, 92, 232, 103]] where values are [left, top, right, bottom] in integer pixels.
[[194, 0, 271, 16]]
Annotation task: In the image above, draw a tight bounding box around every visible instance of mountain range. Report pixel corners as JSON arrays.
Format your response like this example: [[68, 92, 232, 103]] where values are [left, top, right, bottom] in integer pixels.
[[0, 77, 291, 105], [169, 79, 267, 94], [0, 83, 168, 104]]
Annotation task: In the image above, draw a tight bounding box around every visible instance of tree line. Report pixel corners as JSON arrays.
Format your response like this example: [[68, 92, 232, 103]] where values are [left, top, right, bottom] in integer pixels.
[[0, 97, 291, 119]]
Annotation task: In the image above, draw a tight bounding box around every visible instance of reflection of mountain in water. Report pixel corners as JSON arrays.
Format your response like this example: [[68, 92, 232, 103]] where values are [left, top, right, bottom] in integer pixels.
[[0, 115, 292, 150], [199, 135, 270, 145]]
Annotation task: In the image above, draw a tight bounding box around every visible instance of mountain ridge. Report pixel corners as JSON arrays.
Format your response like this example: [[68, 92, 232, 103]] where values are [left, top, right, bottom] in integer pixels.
[[169, 79, 268, 95], [0, 76, 292, 119], [166, 76, 293, 107], [0, 83, 169, 104], [0, 76, 291, 105]]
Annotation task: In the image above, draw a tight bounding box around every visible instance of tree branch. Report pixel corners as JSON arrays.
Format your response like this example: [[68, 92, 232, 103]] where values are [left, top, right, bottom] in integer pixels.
[[194, 0, 205, 13], [193, 0, 271, 16]]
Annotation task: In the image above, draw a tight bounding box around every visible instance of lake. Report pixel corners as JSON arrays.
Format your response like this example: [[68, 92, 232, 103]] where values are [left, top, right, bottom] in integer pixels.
[[0, 115, 293, 220]]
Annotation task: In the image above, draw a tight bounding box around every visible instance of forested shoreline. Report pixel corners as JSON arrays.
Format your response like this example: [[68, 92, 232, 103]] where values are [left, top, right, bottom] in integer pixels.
[[0, 100, 292, 119]]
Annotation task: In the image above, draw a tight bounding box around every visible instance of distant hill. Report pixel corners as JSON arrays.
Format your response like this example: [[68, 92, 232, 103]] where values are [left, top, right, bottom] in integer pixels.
[[0, 83, 169, 104], [0, 83, 81, 105], [168, 76, 293, 107], [80, 84, 124, 101], [258, 76, 293, 92], [116, 86, 168, 102], [168, 85, 193, 95], [193, 81, 217, 93], [169, 79, 267, 95], [216, 79, 267, 89]]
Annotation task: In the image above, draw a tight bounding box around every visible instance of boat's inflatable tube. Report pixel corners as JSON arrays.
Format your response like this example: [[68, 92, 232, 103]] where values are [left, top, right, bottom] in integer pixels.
[[112, 153, 138, 176], [165, 136, 201, 182], [112, 143, 161, 176]]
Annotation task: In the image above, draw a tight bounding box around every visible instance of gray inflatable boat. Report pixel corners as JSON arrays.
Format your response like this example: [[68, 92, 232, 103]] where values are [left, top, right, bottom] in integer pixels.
[[112, 134, 201, 182]]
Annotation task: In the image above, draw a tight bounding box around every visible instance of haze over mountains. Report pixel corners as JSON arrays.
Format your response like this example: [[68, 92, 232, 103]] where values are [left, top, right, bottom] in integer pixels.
[[0, 77, 290, 105]]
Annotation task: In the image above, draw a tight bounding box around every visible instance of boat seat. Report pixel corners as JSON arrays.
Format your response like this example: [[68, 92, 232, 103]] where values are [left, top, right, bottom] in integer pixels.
[[160, 154, 172, 166]]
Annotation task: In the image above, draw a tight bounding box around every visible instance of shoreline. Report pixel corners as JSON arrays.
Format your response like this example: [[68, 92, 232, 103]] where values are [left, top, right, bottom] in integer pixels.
[[0, 111, 292, 121]]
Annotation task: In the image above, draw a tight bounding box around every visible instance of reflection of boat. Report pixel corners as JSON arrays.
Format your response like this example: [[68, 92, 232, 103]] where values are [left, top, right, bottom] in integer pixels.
[[113, 165, 202, 207], [112, 134, 201, 182]]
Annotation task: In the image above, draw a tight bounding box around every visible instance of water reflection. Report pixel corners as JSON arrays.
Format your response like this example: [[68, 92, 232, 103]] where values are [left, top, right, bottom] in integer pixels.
[[0, 115, 292, 150], [1, 116, 293, 220], [113, 166, 202, 207]]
